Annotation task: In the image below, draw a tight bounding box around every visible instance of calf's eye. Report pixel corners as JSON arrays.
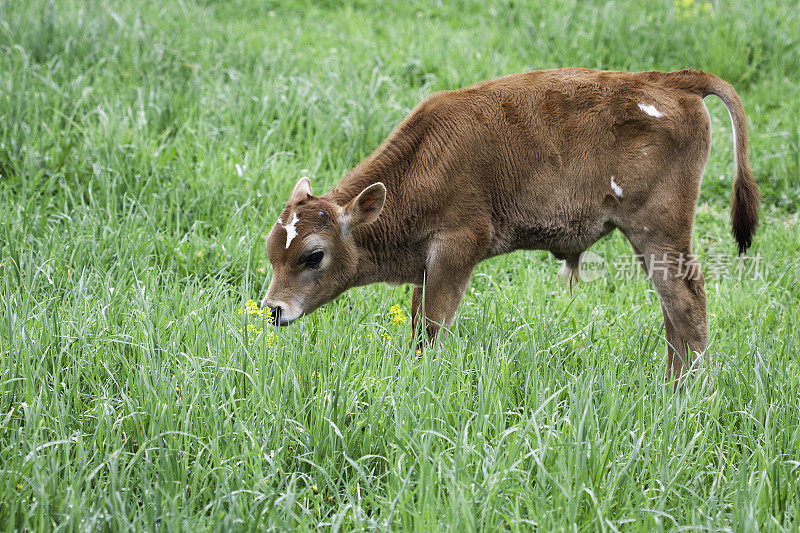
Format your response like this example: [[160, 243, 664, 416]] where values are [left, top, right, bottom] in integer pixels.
[[306, 250, 324, 267]]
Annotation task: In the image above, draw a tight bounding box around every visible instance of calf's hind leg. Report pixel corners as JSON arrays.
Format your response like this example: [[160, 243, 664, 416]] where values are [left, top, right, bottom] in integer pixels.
[[641, 243, 708, 383], [629, 245, 700, 381]]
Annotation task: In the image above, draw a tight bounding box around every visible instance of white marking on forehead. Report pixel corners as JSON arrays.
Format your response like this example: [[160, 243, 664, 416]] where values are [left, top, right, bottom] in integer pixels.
[[638, 103, 664, 118], [280, 212, 299, 249], [610, 176, 623, 197]]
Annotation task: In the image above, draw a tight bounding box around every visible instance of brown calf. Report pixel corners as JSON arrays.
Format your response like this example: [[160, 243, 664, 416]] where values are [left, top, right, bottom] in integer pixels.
[[261, 68, 759, 381]]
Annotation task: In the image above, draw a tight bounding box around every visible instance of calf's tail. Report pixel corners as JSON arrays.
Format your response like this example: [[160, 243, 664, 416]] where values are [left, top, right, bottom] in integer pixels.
[[662, 69, 760, 254]]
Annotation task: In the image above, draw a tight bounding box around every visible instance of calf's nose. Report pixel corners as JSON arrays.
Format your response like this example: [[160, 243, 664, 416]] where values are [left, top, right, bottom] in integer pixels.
[[265, 304, 282, 323], [259, 299, 286, 324]]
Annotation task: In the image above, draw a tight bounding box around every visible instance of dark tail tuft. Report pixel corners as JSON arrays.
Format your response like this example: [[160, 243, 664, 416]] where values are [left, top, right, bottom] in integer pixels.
[[731, 167, 760, 254]]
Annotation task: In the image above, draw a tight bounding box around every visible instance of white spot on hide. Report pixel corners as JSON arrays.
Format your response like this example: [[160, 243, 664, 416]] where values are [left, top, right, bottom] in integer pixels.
[[638, 103, 664, 118], [281, 212, 299, 249], [610, 176, 623, 197]]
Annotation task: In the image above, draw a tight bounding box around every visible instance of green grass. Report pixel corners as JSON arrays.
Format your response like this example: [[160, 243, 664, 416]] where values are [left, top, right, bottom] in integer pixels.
[[1, 0, 799, 530]]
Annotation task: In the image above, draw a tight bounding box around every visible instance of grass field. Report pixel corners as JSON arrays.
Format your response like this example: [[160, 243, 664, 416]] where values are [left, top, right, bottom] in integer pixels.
[[1, 0, 799, 530]]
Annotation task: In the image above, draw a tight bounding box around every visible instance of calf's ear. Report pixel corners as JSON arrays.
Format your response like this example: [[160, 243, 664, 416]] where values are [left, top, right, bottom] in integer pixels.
[[341, 182, 387, 230], [289, 177, 312, 203]]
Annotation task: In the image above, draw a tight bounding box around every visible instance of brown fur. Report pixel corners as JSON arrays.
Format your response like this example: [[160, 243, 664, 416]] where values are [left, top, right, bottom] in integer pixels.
[[261, 68, 760, 383]]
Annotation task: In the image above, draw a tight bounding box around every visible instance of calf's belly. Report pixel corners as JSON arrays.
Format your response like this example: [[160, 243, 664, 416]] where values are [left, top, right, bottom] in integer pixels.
[[487, 207, 615, 259]]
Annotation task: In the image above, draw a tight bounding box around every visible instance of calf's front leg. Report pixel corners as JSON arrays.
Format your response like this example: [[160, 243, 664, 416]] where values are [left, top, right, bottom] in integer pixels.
[[410, 233, 483, 347], [410, 274, 472, 347]]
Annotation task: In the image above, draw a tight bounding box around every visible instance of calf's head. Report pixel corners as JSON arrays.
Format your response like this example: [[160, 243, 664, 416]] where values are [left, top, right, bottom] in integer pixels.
[[260, 177, 386, 324]]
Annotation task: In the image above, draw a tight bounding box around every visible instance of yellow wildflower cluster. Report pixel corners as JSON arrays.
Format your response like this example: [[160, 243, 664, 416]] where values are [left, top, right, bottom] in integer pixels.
[[246, 322, 264, 343], [390, 304, 407, 326], [238, 299, 276, 347], [675, 0, 713, 19], [239, 299, 272, 320], [265, 331, 277, 348]]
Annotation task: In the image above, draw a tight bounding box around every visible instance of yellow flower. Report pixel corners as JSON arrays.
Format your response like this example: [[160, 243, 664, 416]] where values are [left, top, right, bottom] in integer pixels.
[[389, 304, 407, 325], [238, 300, 277, 347], [241, 299, 268, 318], [265, 332, 277, 348], [674, 0, 713, 19]]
